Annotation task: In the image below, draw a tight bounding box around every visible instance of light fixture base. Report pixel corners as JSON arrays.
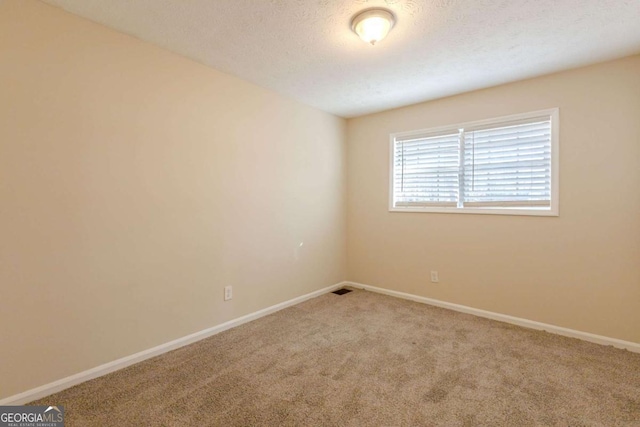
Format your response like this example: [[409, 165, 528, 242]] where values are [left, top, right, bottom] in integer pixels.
[[351, 8, 396, 45]]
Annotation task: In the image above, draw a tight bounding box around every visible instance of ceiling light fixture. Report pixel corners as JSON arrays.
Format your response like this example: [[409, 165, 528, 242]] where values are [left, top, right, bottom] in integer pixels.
[[351, 8, 396, 45]]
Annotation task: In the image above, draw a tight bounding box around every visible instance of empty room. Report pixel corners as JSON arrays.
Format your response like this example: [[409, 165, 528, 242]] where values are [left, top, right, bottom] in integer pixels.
[[1, 0, 639, 425]]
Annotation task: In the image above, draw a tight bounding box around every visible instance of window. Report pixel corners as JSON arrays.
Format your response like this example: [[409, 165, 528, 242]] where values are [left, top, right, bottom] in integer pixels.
[[390, 109, 559, 216]]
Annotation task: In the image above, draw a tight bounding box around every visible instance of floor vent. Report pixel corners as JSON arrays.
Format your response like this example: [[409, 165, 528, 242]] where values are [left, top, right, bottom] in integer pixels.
[[332, 288, 352, 295]]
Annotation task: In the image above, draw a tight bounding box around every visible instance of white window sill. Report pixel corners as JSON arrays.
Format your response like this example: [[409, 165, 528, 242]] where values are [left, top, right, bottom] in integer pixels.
[[389, 206, 559, 217]]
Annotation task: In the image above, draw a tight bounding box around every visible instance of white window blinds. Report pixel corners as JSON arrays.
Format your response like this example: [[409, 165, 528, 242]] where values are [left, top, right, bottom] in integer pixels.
[[462, 117, 552, 208], [393, 132, 460, 207], [391, 109, 558, 215]]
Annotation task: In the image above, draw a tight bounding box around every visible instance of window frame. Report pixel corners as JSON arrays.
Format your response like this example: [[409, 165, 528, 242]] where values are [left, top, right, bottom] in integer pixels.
[[388, 108, 560, 217]]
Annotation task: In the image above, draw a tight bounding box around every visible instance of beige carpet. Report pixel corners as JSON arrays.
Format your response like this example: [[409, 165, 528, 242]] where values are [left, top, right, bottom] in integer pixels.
[[31, 288, 640, 426]]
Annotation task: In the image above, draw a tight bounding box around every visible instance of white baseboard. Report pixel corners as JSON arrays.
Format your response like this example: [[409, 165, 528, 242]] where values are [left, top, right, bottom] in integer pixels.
[[5, 280, 636, 405], [0, 281, 347, 405], [346, 281, 640, 354]]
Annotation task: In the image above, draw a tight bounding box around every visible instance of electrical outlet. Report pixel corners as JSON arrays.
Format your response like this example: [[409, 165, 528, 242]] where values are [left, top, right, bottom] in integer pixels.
[[224, 286, 233, 301], [430, 271, 439, 283]]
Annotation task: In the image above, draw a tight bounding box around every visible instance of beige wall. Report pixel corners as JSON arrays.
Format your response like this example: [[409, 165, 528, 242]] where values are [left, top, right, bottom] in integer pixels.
[[0, 1, 346, 399], [347, 55, 640, 344]]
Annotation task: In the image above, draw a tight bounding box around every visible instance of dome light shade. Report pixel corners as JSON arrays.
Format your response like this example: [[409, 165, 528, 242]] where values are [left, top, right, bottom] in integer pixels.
[[351, 9, 396, 45]]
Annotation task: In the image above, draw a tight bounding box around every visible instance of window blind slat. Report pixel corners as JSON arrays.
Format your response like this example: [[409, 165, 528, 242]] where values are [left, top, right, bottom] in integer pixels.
[[464, 119, 550, 134], [469, 170, 549, 179], [395, 133, 460, 143], [464, 162, 550, 174], [464, 136, 550, 151], [468, 128, 550, 143], [398, 158, 461, 167], [467, 144, 550, 155], [396, 141, 461, 149]]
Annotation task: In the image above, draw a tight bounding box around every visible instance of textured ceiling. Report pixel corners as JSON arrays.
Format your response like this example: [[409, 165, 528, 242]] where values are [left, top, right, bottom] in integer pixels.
[[40, 0, 640, 117]]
